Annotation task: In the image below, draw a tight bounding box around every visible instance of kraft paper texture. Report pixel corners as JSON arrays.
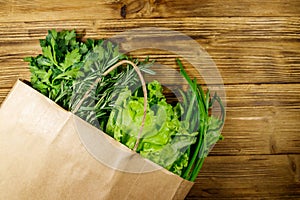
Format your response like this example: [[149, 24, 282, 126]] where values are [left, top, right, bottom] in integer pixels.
[[0, 80, 193, 200]]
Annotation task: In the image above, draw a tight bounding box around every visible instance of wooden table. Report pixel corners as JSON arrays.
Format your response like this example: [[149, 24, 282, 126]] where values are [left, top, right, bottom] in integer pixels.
[[0, 1, 299, 199]]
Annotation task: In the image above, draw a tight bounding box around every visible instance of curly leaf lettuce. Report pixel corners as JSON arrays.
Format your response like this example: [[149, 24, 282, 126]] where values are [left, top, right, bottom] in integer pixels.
[[106, 81, 197, 176]]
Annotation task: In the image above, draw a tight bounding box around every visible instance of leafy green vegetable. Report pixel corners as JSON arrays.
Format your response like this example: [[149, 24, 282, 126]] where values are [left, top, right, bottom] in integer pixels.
[[25, 29, 225, 182], [25, 29, 154, 130], [25, 29, 99, 109], [177, 59, 224, 181], [106, 61, 224, 180], [106, 81, 198, 176], [69, 47, 154, 130]]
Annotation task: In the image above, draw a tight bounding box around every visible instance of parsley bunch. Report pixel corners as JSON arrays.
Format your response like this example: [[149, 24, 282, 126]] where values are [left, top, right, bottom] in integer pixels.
[[24, 30, 102, 109], [25, 29, 153, 130]]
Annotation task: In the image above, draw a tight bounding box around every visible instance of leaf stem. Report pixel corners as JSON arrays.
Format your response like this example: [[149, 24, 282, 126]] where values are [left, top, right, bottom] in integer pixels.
[[190, 156, 205, 181], [72, 60, 148, 152], [177, 59, 208, 180]]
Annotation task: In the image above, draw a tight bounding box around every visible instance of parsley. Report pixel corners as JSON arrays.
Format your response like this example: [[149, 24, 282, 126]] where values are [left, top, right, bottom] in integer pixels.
[[25, 29, 94, 108], [25, 29, 154, 130]]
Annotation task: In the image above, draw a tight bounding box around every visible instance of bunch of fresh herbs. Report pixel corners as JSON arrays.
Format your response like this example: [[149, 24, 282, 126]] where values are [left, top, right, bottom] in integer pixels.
[[25, 29, 224, 182], [25, 29, 153, 130]]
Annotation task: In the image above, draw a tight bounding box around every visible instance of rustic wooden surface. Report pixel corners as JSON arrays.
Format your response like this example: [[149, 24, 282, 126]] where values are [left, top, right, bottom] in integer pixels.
[[0, 0, 299, 199]]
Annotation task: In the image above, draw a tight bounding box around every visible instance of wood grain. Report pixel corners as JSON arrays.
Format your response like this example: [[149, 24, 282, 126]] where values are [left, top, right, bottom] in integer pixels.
[[213, 106, 300, 155], [187, 154, 300, 199], [0, 0, 299, 199], [1, 0, 300, 23], [1, 83, 299, 156], [0, 17, 300, 87]]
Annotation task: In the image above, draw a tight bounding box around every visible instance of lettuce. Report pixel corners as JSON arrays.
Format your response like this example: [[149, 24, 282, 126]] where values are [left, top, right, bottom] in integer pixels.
[[106, 81, 198, 176]]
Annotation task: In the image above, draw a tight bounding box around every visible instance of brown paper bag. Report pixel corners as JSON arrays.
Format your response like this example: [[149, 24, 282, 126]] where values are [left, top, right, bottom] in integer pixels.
[[0, 80, 193, 200]]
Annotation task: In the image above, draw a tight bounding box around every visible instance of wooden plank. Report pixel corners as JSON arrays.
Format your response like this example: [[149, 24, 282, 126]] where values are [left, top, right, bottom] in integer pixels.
[[225, 84, 300, 108], [1, 83, 299, 155], [2, 74, 300, 109], [0, 0, 120, 22], [212, 84, 300, 155], [1, 0, 300, 23], [212, 106, 300, 156], [152, 0, 300, 18], [215, 84, 300, 155], [172, 83, 300, 156], [0, 17, 299, 87], [1, 17, 299, 41], [187, 154, 300, 199]]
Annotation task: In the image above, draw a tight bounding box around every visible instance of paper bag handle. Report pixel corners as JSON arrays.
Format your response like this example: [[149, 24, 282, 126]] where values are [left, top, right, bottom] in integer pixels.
[[73, 60, 147, 151]]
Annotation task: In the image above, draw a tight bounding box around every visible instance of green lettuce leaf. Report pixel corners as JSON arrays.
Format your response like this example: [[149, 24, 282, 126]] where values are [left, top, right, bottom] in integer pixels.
[[106, 81, 197, 176]]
